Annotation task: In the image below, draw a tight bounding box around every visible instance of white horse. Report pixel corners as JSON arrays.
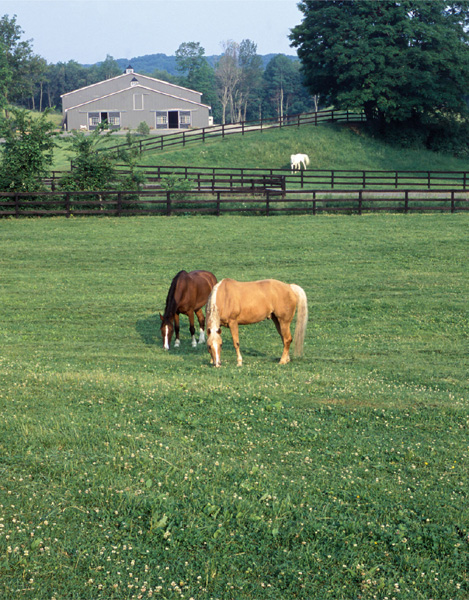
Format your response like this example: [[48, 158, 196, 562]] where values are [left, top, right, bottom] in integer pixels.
[[290, 153, 310, 172]]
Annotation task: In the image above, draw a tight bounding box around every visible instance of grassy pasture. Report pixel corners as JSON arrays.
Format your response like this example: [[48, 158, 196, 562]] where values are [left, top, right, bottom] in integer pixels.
[[0, 214, 468, 599], [52, 122, 469, 173]]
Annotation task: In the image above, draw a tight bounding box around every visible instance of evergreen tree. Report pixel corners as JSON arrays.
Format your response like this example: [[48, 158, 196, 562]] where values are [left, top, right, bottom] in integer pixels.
[[290, 0, 469, 124]]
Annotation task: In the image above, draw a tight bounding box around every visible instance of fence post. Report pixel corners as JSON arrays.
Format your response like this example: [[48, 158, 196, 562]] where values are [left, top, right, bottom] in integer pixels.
[[266, 190, 270, 216], [117, 192, 122, 217], [216, 192, 221, 216], [404, 191, 409, 213], [166, 192, 171, 216], [65, 192, 71, 218], [358, 190, 362, 215], [15, 193, 20, 218], [312, 191, 316, 215], [451, 191, 455, 213]]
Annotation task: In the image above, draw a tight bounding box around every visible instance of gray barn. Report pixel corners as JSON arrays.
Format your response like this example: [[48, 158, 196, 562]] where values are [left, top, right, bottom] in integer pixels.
[[62, 66, 211, 132]]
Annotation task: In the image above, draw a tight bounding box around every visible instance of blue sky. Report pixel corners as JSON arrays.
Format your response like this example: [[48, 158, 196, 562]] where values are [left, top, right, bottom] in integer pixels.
[[3, 0, 303, 64]]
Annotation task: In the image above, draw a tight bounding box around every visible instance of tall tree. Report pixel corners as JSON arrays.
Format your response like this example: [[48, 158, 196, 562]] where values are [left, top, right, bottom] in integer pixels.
[[0, 14, 35, 107], [238, 39, 263, 121], [215, 40, 241, 124], [175, 42, 221, 120], [263, 55, 300, 120], [175, 42, 206, 87], [290, 0, 469, 124], [94, 54, 122, 81]]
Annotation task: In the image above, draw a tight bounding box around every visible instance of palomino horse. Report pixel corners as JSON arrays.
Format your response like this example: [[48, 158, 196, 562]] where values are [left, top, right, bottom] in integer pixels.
[[160, 270, 217, 350], [206, 278, 308, 367], [290, 153, 310, 172]]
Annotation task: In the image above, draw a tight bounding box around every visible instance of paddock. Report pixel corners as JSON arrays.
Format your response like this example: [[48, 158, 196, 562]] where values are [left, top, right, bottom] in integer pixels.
[[1, 214, 467, 600]]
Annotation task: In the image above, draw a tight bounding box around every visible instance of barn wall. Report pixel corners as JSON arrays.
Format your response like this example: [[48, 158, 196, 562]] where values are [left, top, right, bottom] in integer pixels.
[[65, 85, 210, 131]]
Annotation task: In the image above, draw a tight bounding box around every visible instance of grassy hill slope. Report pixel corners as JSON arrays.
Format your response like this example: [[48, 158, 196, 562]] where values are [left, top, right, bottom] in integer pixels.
[[133, 123, 469, 172], [53, 121, 469, 173]]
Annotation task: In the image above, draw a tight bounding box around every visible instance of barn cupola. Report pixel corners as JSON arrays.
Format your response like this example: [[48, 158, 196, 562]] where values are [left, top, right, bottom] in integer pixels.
[[125, 65, 134, 74]]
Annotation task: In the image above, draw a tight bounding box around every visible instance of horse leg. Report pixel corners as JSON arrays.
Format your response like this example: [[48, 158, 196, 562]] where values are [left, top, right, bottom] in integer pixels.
[[272, 315, 292, 364], [188, 310, 197, 347], [195, 308, 206, 344], [174, 314, 180, 347], [228, 320, 243, 366]]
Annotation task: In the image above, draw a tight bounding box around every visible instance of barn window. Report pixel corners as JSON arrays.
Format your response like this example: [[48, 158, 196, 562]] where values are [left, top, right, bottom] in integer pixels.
[[156, 111, 167, 129], [89, 112, 100, 128], [109, 112, 120, 126], [134, 94, 144, 110], [180, 111, 191, 128], [88, 111, 120, 130]]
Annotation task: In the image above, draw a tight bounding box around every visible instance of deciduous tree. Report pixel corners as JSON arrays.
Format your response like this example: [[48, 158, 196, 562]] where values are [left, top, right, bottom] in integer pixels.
[[0, 108, 57, 191], [290, 0, 469, 124]]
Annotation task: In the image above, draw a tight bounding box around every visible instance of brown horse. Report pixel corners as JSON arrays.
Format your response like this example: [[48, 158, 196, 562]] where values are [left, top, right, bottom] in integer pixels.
[[160, 270, 217, 350], [206, 278, 308, 367]]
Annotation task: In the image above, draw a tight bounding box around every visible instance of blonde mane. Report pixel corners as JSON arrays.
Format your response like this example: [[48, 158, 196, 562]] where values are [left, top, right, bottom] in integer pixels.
[[206, 280, 223, 330]]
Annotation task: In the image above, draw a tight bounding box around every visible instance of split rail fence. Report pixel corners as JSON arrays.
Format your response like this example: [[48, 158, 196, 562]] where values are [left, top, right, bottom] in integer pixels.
[[44, 166, 469, 194], [102, 108, 366, 156], [114, 165, 469, 192], [1, 188, 467, 218]]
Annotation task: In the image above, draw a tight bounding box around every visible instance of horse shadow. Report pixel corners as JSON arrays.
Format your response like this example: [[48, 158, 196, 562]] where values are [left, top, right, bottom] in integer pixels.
[[136, 313, 161, 346]]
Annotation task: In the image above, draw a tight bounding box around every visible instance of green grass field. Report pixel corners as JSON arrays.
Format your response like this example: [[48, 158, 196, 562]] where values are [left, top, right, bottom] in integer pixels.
[[1, 214, 467, 599], [52, 121, 469, 173]]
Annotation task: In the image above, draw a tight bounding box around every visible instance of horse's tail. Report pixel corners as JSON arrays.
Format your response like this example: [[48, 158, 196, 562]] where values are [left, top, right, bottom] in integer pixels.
[[290, 284, 308, 357], [304, 154, 310, 167]]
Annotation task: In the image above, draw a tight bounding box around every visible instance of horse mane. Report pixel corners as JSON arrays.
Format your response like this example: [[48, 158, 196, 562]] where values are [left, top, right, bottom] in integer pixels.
[[163, 270, 187, 318], [206, 281, 222, 330]]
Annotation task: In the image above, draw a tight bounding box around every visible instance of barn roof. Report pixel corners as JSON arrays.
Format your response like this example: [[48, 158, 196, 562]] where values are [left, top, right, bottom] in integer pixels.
[[61, 71, 202, 99], [64, 83, 211, 112]]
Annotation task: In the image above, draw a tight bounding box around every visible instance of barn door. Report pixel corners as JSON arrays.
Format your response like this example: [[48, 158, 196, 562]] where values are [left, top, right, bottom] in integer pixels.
[[168, 111, 179, 129]]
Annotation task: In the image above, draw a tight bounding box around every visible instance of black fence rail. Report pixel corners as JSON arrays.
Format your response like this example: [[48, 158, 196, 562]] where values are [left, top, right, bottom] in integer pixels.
[[1, 189, 467, 218], [116, 164, 469, 192], [102, 108, 366, 156]]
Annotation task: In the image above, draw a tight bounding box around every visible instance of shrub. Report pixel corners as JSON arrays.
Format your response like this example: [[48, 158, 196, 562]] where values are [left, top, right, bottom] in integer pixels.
[[136, 121, 150, 135]]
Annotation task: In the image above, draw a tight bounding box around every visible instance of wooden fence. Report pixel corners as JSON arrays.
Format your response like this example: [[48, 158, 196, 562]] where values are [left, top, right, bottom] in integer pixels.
[[1, 188, 467, 218], [115, 165, 469, 192], [102, 108, 366, 156]]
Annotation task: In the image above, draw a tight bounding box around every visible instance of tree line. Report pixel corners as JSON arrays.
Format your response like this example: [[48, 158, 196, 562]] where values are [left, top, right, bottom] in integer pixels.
[[0, 14, 315, 124]]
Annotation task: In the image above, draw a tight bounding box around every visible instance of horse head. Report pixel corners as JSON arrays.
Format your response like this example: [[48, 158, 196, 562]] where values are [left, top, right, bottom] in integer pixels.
[[207, 326, 222, 367], [160, 314, 174, 350]]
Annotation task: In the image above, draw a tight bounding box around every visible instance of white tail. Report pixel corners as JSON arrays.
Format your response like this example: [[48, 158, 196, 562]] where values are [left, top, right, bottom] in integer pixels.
[[290, 284, 308, 356]]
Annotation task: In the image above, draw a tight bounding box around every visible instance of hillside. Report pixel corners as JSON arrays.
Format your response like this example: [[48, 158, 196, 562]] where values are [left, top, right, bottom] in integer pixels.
[[130, 122, 469, 173]]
